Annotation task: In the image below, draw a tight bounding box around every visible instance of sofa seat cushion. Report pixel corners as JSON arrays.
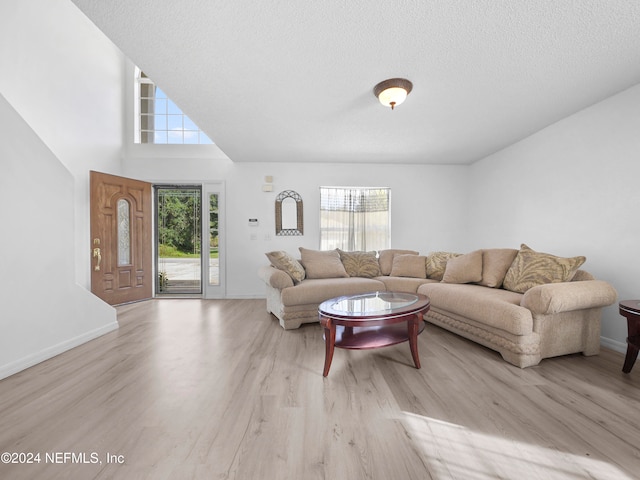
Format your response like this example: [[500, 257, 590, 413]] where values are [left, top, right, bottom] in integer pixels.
[[418, 283, 532, 336], [281, 277, 385, 306], [376, 276, 437, 293]]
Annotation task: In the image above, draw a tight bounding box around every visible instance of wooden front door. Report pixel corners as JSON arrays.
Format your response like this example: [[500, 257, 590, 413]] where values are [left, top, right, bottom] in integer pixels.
[[90, 171, 153, 305]]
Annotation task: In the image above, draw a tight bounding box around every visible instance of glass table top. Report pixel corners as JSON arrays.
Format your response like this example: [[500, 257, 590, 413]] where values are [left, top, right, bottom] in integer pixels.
[[324, 292, 419, 316]]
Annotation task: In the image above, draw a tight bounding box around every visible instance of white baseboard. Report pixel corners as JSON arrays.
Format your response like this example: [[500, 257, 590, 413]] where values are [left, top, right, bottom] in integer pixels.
[[155, 294, 266, 300], [223, 294, 266, 299], [0, 321, 119, 381], [600, 336, 626, 354]]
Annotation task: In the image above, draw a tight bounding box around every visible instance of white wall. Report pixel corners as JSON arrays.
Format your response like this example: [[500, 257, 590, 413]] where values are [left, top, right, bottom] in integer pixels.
[[0, 0, 124, 378], [468, 83, 640, 351], [0, 95, 117, 379], [124, 157, 470, 297], [0, 0, 126, 288]]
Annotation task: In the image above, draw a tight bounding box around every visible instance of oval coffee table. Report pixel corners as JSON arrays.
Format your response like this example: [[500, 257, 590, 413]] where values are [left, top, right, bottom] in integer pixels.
[[318, 291, 430, 377]]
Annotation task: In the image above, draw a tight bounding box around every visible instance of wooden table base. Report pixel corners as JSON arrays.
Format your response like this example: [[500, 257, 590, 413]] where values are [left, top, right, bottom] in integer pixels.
[[619, 300, 640, 373], [321, 313, 426, 377]]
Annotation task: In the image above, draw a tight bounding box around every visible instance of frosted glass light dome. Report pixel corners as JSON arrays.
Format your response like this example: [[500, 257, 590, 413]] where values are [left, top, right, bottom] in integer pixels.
[[373, 78, 413, 110]]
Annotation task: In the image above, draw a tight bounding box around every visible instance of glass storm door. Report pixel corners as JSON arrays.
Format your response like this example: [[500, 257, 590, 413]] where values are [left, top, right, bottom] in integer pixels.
[[155, 186, 202, 295]]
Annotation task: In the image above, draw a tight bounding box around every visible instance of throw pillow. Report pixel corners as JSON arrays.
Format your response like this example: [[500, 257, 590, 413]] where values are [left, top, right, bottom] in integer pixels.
[[390, 254, 427, 278], [265, 251, 306, 284], [503, 244, 586, 293], [477, 248, 519, 288], [426, 252, 462, 280], [337, 250, 381, 278], [378, 249, 419, 275], [441, 250, 483, 284], [299, 247, 349, 279]]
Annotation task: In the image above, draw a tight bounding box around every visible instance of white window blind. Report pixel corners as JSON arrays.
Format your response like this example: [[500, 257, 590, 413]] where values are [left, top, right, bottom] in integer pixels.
[[320, 187, 390, 251]]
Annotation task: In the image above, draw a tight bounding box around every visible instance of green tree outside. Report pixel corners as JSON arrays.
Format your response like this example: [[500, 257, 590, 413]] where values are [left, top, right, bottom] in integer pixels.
[[157, 188, 201, 257]]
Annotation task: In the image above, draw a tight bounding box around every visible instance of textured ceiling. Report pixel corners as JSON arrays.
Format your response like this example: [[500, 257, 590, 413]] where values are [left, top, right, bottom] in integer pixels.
[[71, 0, 640, 164]]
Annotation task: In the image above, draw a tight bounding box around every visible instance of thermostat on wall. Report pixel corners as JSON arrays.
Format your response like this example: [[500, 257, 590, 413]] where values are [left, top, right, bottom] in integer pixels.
[[249, 218, 259, 226]]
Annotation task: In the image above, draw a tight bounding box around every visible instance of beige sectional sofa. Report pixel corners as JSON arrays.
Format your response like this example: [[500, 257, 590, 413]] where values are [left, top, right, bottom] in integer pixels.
[[258, 245, 618, 368]]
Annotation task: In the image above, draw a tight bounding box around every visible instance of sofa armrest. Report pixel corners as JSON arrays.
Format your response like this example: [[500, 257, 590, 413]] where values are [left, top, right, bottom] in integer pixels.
[[258, 265, 294, 290], [521, 280, 618, 315]]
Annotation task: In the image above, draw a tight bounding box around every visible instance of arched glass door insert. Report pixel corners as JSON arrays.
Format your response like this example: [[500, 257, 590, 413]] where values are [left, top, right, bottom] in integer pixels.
[[117, 198, 131, 266]]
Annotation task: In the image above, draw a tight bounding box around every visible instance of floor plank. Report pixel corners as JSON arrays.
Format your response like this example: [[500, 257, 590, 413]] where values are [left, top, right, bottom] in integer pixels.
[[0, 299, 638, 479]]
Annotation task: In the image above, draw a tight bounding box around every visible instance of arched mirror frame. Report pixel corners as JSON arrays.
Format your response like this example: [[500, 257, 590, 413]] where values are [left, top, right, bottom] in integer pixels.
[[275, 190, 303, 236]]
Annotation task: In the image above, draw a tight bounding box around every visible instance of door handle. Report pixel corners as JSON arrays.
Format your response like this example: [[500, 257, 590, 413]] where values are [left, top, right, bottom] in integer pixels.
[[93, 247, 102, 271]]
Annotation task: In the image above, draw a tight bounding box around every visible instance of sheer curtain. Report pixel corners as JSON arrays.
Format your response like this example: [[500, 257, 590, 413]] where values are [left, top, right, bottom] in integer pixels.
[[320, 187, 390, 251]]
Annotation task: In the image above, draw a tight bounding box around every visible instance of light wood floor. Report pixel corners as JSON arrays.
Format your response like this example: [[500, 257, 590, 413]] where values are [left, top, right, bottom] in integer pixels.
[[1, 299, 639, 480]]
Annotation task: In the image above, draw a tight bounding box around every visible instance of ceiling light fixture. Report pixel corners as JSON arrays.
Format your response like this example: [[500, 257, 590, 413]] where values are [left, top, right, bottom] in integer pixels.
[[373, 78, 413, 110]]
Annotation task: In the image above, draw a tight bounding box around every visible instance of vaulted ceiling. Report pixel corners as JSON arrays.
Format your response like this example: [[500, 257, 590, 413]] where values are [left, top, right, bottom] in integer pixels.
[[71, 0, 640, 164]]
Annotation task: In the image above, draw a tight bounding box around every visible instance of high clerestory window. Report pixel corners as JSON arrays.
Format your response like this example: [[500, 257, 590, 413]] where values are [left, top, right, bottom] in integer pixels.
[[320, 187, 391, 251], [134, 67, 213, 145]]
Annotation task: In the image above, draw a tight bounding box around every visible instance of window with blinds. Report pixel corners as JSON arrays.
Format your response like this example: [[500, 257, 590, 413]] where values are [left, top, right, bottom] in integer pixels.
[[320, 187, 391, 251]]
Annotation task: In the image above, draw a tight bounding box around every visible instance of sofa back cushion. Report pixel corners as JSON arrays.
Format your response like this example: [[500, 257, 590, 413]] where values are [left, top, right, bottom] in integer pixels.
[[378, 249, 419, 275], [265, 251, 306, 284], [571, 269, 594, 281], [426, 252, 461, 280], [390, 254, 427, 278], [478, 248, 518, 288], [337, 250, 382, 278], [441, 250, 483, 284], [503, 244, 586, 293], [299, 247, 349, 279]]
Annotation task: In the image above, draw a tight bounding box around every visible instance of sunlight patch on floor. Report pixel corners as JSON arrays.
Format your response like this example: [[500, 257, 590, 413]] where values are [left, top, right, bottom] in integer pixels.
[[402, 412, 631, 480]]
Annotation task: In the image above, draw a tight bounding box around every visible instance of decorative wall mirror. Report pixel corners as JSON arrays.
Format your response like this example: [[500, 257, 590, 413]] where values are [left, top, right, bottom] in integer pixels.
[[275, 190, 303, 236]]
